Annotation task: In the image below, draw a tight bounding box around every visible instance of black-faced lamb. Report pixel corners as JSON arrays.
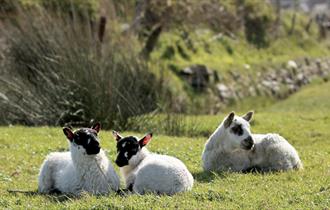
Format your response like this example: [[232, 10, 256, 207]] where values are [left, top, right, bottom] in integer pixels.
[[38, 123, 120, 195], [113, 131, 194, 195]]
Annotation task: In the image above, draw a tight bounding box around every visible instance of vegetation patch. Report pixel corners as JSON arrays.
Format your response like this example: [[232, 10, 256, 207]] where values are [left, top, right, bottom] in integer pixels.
[[0, 7, 163, 129], [0, 82, 330, 208]]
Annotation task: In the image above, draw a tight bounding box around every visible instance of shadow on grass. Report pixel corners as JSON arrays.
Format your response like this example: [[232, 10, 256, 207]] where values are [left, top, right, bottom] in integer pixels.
[[7, 188, 133, 202], [42, 193, 77, 203], [7, 189, 77, 202], [193, 167, 267, 182], [7, 189, 39, 196], [192, 171, 227, 183]]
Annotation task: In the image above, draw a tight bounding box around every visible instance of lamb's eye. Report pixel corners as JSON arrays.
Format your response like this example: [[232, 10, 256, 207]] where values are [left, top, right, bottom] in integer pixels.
[[130, 148, 138, 153], [74, 137, 82, 144], [231, 125, 243, 135]]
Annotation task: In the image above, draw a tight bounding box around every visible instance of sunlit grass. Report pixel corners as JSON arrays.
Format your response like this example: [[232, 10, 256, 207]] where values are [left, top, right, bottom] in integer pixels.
[[150, 16, 330, 75], [1, 82, 330, 209]]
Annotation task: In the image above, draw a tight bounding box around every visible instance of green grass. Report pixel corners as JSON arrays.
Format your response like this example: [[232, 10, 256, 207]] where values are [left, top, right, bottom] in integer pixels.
[[1, 82, 330, 209], [150, 11, 330, 76], [152, 32, 330, 75], [268, 80, 330, 113]]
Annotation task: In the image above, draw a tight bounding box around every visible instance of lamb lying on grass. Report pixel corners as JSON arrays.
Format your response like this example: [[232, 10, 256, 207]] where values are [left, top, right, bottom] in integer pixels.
[[202, 111, 302, 172], [113, 131, 194, 195], [38, 123, 120, 195]]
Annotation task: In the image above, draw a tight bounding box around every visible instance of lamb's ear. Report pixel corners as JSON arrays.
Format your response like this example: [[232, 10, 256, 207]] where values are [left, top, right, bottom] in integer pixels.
[[63, 127, 74, 142], [139, 133, 152, 147], [242, 111, 254, 122], [112, 131, 123, 141], [224, 112, 235, 128], [91, 122, 101, 133]]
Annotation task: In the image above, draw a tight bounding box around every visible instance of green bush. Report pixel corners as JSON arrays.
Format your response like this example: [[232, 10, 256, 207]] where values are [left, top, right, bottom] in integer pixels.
[[0, 7, 161, 129], [0, 0, 99, 18], [40, 0, 99, 18], [0, 0, 16, 13], [242, 0, 275, 48]]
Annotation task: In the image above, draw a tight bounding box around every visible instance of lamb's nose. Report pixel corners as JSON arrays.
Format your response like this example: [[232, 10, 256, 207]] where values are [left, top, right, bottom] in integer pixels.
[[115, 159, 123, 167], [244, 136, 254, 150], [245, 136, 254, 144]]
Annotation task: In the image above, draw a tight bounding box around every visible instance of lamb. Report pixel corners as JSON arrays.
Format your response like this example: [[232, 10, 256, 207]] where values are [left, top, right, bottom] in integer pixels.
[[38, 123, 120, 195], [112, 131, 194, 195], [202, 111, 302, 172]]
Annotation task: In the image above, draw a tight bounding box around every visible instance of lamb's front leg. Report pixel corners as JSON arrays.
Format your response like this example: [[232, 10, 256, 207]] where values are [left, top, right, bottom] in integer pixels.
[[38, 158, 57, 193], [125, 173, 136, 191], [115, 173, 136, 196], [38, 163, 67, 194], [228, 150, 252, 172]]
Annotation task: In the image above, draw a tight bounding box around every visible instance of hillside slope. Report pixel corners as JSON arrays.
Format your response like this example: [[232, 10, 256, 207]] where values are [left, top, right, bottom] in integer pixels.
[[268, 80, 330, 113]]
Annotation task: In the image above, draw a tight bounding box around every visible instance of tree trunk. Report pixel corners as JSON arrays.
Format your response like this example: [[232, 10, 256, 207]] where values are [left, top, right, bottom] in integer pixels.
[[289, 0, 298, 35], [140, 24, 162, 59], [274, 0, 281, 38], [289, 13, 296, 35], [305, 18, 313, 33], [128, 0, 149, 34]]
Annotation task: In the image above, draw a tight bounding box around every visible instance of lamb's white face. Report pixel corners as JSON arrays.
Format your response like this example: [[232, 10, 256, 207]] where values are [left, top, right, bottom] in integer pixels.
[[222, 111, 255, 150]]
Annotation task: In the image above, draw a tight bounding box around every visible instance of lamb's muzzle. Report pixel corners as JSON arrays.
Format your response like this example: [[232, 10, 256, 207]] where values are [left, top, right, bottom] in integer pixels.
[[241, 136, 254, 150]]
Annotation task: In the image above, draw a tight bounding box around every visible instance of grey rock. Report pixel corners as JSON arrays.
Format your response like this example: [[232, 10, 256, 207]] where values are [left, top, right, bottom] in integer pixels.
[[216, 83, 233, 101], [180, 64, 212, 90]]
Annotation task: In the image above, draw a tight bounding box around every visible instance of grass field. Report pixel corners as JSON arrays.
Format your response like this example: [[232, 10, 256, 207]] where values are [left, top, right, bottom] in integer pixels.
[[1, 82, 330, 209]]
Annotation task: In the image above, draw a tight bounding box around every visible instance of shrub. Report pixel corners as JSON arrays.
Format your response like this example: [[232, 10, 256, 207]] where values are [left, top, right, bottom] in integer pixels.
[[0, 6, 161, 129], [0, 0, 16, 13], [40, 0, 99, 19], [127, 113, 208, 137], [242, 0, 275, 48]]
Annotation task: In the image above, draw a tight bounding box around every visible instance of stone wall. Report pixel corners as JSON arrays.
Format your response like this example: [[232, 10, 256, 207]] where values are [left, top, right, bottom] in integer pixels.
[[181, 57, 330, 108]]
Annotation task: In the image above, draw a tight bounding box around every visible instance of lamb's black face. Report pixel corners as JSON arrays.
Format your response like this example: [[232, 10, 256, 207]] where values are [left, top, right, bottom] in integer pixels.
[[73, 128, 100, 155], [115, 136, 140, 167]]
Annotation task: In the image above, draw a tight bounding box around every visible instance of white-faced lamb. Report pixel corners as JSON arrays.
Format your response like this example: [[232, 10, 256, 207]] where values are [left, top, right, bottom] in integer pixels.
[[202, 111, 302, 172], [112, 131, 194, 195], [38, 123, 120, 195]]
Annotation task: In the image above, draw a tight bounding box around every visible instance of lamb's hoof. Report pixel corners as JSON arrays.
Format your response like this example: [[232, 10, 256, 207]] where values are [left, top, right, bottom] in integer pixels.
[[242, 166, 263, 173], [116, 189, 132, 196], [49, 188, 62, 195]]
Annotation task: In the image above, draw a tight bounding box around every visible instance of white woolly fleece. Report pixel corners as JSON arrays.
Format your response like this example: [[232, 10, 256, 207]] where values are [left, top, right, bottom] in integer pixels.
[[38, 147, 120, 195], [120, 147, 194, 195], [202, 121, 302, 172]]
